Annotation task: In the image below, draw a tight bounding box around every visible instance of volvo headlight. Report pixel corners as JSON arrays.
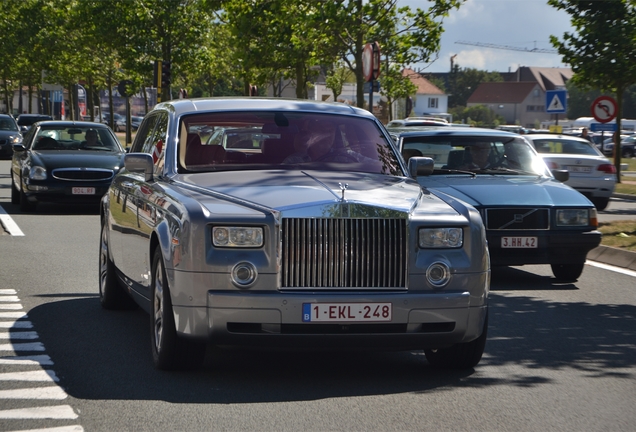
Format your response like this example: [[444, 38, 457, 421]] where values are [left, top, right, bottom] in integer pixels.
[[29, 166, 47, 180], [556, 209, 591, 226], [212, 226, 263, 247], [419, 227, 463, 248]]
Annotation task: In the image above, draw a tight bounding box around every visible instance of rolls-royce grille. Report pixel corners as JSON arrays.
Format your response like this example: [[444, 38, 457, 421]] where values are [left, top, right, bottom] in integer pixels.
[[52, 168, 114, 181], [485, 208, 549, 230], [281, 218, 408, 289]]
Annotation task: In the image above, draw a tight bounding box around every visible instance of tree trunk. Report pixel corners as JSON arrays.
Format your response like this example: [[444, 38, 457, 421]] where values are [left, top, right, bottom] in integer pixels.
[[614, 87, 623, 182]]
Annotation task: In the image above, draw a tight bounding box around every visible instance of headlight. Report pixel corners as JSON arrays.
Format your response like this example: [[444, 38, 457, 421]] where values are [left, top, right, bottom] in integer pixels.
[[556, 208, 591, 226], [29, 166, 47, 180], [212, 226, 263, 247], [10, 135, 22, 144], [419, 227, 463, 248]]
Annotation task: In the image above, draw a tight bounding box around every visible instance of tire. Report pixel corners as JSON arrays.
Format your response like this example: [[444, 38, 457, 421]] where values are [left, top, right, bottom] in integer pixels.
[[11, 177, 19, 205], [99, 220, 137, 310], [550, 262, 585, 282], [425, 311, 488, 369], [591, 197, 609, 211], [19, 180, 36, 212], [150, 247, 206, 371]]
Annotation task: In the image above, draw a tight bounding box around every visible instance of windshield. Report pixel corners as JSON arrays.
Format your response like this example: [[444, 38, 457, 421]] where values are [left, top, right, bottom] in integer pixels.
[[401, 135, 551, 176], [531, 137, 603, 156], [0, 117, 18, 132], [32, 126, 122, 152], [179, 112, 402, 175]]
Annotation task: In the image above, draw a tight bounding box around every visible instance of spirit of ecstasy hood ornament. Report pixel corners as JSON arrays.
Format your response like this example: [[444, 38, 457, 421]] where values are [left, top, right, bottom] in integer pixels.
[[339, 182, 349, 202]]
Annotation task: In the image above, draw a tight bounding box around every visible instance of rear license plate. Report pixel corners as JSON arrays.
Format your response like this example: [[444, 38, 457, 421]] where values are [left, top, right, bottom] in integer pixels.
[[567, 165, 592, 173], [302, 303, 392, 322], [501, 236, 537, 248], [72, 187, 95, 195]]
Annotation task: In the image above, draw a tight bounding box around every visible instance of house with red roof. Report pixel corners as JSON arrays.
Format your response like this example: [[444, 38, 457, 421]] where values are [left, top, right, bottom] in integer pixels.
[[401, 68, 448, 118]]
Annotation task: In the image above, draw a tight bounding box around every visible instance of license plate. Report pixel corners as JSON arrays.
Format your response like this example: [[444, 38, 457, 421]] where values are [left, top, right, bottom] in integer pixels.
[[302, 303, 392, 322], [567, 165, 591, 173], [501, 236, 537, 248], [72, 187, 95, 195]]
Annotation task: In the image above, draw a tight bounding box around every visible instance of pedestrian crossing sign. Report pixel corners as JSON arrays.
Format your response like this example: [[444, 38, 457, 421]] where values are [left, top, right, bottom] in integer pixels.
[[546, 90, 567, 113]]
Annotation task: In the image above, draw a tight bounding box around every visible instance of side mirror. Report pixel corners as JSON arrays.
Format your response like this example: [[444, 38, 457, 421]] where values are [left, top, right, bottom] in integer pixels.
[[124, 153, 154, 182], [408, 156, 434, 178], [552, 169, 569, 182], [12, 144, 26, 153]]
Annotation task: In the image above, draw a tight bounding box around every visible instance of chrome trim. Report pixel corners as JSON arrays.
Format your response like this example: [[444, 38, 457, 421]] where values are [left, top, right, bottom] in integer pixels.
[[281, 218, 408, 290], [51, 167, 114, 181]]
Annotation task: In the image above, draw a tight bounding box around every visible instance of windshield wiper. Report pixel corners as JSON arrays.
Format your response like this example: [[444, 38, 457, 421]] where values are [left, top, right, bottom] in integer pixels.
[[477, 167, 538, 176], [433, 168, 476, 178]]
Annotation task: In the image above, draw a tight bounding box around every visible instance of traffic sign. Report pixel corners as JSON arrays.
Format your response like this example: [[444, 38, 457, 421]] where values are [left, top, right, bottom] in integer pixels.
[[591, 96, 617, 123], [546, 90, 567, 113], [590, 122, 617, 132]]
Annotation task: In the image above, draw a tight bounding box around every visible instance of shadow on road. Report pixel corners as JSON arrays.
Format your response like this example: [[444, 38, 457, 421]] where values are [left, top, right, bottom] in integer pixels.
[[22, 291, 635, 404]]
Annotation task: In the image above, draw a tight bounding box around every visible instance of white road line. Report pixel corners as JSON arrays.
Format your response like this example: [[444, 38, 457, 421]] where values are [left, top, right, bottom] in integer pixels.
[[0, 312, 28, 319], [0, 304, 23, 310], [0, 290, 17, 295], [0, 342, 45, 352], [0, 205, 24, 236], [0, 355, 53, 365], [587, 260, 636, 277], [0, 405, 78, 419], [0, 320, 33, 328], [0, 386, 68, 400], [0, 370, 59, 382], [0, 332, 39, 340], [9, 426, 84, 432], [0, 296, 20, 302]]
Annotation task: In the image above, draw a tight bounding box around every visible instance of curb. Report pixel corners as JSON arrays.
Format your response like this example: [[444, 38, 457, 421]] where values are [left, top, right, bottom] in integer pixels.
[[612, 193, 636, 201], [588, 245, 636, 271]]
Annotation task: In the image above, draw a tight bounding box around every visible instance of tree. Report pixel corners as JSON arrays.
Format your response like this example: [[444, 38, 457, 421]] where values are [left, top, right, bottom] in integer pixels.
[[446, 65, 502, 108], [549, 0, 636, 180]]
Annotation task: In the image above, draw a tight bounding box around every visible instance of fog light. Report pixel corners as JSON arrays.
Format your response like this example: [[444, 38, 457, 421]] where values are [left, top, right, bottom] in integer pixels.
[[426, 262, 451, 287], [231, 262, 257, 287]]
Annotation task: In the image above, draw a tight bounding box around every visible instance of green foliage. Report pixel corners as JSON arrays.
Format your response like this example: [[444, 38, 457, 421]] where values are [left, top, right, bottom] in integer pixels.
[[450, 105, 505, 128], [447, 65, 503, 108]]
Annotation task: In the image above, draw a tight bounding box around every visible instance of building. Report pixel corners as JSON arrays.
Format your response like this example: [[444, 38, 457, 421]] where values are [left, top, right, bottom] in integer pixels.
[[467, 66, 573, 128], [401, 68, 448, 119]]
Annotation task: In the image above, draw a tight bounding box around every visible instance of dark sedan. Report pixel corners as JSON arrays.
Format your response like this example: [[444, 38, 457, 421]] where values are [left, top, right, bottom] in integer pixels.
[[0, 114, 22, 158], [11, 121, 125, 212], [394, 127, 601, 282]]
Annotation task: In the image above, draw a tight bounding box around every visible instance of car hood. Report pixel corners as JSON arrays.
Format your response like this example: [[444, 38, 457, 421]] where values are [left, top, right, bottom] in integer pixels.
[[418, 175, 592, 207], [176, 170, 463, 219], [0, 130, 20, 139], [31, 150, 125, 170]]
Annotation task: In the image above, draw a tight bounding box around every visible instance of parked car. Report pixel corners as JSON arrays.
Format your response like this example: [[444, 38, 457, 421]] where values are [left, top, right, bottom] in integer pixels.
[[11, 121, 125, 212], [99, 97, 490, 371], [393, 127, 601, 282], [599, 135, 636, 158], [0, 114, 22, 158], [386, 116, 450, 130], [524, 134, 617, 211], [16, 114, 53, 132], [114, 115, 144, 132]]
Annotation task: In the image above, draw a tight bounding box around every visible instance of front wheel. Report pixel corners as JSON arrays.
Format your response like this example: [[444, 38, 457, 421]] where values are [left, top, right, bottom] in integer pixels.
[[150, 248, 206, 371], [425, 311, 488, 369], [591, 197, 609, 211], [99, 219, 137, 310], [551, 262, 585, 282]]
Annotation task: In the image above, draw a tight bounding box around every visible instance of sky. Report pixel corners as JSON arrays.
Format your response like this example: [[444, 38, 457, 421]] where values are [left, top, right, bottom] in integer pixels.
[[401, 0, 574, 73]]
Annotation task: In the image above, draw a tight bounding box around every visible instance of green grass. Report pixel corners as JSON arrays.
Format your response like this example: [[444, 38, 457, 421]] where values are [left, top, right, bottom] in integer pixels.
[[599, 220, 636, 252]]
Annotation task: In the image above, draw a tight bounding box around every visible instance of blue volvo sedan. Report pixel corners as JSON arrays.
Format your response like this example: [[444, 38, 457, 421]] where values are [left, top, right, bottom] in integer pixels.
[[393, 127, 601, 282]]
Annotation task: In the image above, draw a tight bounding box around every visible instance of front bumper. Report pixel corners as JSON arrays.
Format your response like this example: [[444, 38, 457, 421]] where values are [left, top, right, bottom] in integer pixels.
[[171, 284, 488, 350], [23, 182, 110, 204], [487, 230, 601, 266]]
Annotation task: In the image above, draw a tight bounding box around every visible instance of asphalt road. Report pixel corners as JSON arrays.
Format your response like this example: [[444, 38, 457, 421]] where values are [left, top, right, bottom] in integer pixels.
[[0, 160, 635, 432]]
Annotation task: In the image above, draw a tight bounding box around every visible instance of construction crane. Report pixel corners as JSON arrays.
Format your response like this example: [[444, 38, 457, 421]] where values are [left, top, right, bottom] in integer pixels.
[[455, 40, 558, 54]]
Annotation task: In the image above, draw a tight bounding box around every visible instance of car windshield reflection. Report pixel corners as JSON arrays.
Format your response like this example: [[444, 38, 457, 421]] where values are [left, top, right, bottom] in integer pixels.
[[32, 126, 122, 152]]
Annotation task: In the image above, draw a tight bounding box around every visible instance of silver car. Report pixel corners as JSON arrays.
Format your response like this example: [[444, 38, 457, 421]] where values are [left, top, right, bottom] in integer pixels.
[[99, 98, 490, 371], [524, 134, 617, 210]]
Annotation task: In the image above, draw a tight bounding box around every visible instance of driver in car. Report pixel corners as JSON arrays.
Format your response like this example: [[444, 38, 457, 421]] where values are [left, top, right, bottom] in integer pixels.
[[81, 129, 101, 148]]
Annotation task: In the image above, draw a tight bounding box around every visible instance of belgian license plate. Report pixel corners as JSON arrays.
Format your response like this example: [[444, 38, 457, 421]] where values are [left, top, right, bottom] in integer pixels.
[[302, 303, 392, 322], [501, 236, 537, 248], [567, 165, 591, 173], [72, 187, 95, 195]]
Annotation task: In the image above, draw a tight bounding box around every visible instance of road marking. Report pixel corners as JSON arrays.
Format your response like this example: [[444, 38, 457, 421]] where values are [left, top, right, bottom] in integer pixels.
[[0, 370, 59, 382], [0, 342, 46, 352], [0, 205, 24, 236], [0, 405, 78, 419], [0, 331, 39, 340], [0, 355, 53, 365], [0, 312, 28, 319], [587, 260, 636, 277], [8, 425, 84, 432], [0, 304, 24, 310], [0, 386, 68, 400], [0, 320, 33, 328], [0, 296, 20, 302]]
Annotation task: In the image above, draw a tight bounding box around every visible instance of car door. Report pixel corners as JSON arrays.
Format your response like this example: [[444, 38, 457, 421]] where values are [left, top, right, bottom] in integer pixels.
[[109, 113, 162, 296]]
